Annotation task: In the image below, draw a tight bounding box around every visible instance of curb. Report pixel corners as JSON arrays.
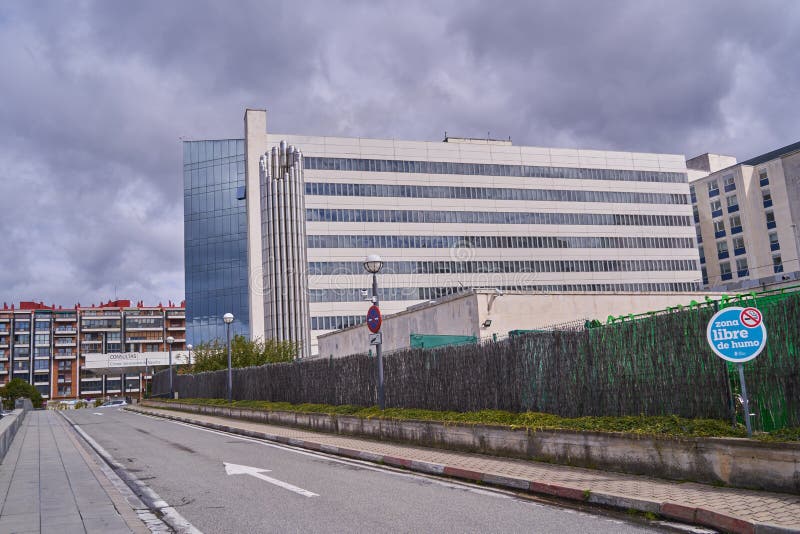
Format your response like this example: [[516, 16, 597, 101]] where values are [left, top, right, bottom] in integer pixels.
[[127, 406, 798, 534]]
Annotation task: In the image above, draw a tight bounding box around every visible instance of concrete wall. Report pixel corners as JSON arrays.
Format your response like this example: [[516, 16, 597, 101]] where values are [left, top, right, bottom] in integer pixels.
[[143, 401, 800, 495], [317, 292, 480, 357], [0, 407, 28, 462], [318, 290, 718, 357]]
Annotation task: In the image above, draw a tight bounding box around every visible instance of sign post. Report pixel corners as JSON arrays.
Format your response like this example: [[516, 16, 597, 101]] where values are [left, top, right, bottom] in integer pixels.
[[706, 306, 766, 436]]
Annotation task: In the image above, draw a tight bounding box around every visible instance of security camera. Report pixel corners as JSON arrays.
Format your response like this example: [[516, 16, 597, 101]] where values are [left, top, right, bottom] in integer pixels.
[[360, 289, 370, 300]]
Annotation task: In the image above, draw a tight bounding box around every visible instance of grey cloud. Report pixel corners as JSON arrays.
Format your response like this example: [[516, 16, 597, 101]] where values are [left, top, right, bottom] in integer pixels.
[[0, 0, 797, 307]]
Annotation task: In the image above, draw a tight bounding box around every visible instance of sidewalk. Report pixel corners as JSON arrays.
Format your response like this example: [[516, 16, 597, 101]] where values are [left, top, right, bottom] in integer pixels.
[[0, 410, 152, 534], [130, 405, 800, 534]]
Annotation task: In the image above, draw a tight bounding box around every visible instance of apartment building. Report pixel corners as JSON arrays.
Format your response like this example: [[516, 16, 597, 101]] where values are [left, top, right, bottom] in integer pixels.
[[185, 108, 703, 355], [0, 300, 185, 401], [687, 141, 800, 290]]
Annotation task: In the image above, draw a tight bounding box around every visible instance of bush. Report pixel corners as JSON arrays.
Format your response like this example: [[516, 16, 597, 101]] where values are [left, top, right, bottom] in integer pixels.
[[181, 335, 296, 374], [0, 378, 43, 409]]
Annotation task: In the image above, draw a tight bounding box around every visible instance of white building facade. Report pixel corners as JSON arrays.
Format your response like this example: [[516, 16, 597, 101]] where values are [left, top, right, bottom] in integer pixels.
[[233, 109, 701, 355], [687, 142, 800, 290]]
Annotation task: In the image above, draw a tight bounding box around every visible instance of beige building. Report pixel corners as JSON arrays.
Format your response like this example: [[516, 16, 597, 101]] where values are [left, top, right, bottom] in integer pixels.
[[231, 109, 702, 356], [317, 289, 715, 358], [687, 141, 800, 290]]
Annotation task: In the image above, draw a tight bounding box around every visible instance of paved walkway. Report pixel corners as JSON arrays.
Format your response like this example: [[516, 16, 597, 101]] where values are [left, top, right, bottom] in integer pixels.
[[132, 405, 800, 534], [0, 411, 151, 534]]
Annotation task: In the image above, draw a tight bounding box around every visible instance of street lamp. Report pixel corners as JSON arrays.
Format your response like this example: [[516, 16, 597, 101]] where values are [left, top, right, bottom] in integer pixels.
[[223, 313, 234, 403], [187, 344, 193, 365], [363, 254, 385, 409], [166, 336, 175, 399]]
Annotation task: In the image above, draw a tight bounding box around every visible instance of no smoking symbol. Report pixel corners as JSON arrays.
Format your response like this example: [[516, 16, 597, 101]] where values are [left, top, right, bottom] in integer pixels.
[[740, 307, 762, 328]]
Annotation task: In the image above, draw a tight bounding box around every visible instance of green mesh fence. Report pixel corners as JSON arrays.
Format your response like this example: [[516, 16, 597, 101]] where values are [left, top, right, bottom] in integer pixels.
[[155, 287, 800, 430]]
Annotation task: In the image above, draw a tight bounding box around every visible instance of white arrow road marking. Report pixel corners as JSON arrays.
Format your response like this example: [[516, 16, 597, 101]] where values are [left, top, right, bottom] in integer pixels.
[[93, 412, 104, 416], [224, 462, 318, 498]]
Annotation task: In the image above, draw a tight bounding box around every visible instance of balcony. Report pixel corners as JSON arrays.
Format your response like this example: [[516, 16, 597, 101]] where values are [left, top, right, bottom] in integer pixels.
[[80, 339, 102, 344], [55, 339, 76, 347], [711, 209, 723, 218], [721, 272, 733, 281], [166, 313, 186, 319], [54, 327, 77, 335], [167, 324, 186, 330], [718, 251, 729, 260], [767, 220, 777, 230], [54, 353, 76, 360], [771, 242, 781, 251], [125, 326, 163, 332], [734, 247, 746, 256], [0, 369, 7, 375]]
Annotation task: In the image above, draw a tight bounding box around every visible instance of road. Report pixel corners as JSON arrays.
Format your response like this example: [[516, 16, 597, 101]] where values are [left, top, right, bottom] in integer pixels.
[[63, 408, 666, 533]]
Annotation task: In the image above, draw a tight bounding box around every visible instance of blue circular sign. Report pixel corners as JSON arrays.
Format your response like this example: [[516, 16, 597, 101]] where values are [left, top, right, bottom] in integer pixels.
[[706, 306, 767, 363]]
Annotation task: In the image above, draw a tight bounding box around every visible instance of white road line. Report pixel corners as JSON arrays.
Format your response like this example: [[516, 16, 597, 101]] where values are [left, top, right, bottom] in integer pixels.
[[129, 410, 509, 499], [93, 412, 104, 415], [64, 415, 203, 534]]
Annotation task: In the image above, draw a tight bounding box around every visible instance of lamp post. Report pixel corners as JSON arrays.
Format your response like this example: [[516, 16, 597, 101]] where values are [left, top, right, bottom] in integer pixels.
[[363, 254, 385, 409], [223, 313, 234, 403], [166, 336, 175, 399], [187, 344, 193, 365]]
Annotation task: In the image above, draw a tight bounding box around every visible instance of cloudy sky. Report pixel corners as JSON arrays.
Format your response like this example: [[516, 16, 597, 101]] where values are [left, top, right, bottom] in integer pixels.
[[0, 0, 797, 308]]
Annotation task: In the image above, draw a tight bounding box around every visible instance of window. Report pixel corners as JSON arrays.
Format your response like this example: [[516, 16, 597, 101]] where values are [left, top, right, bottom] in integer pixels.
[[701, 266, 708, 285], [698, 245, 705, 263], [759, 169, 769, 186], [726, 195, 739, 211], [720, 261, 732, 280], [692, 205, 699, 222], [729, 214, 742, 234], [762, 188, 772, 208], [707, 180, 719, 196], [766, 210, 776, 229], [713, 219, 725, 237], [723, 174, 736, 191], [690, 185, 697, 202], [773, 254, 783, 273], [710, 199, 722, 214], [736, 258, 749, 277], [733, 236, 745, 255], [717, 240, 729, 259], [769, 231, 780, 251]]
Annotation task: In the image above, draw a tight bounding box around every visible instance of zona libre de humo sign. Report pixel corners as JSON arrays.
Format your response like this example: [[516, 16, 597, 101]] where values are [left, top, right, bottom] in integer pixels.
[[706, 306, 767, 363]]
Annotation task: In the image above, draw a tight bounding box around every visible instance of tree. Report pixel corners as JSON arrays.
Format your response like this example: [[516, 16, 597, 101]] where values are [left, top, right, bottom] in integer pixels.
[[180, 335, 296, 374], [0, 378, 43, 409]]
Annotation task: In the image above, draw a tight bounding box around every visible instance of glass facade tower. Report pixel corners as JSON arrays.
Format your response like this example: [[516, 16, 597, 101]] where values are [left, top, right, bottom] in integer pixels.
[[183, 139, 250, 344]]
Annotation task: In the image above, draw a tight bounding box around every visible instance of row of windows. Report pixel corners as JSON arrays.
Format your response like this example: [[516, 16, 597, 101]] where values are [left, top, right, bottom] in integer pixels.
[[310, 281, 704, 331], [307, 209, 692, 227], [305, 157, 688, 184], [305, 182, 688, 205], [307, 234, 696, 250], [308, 258, 698, 275]]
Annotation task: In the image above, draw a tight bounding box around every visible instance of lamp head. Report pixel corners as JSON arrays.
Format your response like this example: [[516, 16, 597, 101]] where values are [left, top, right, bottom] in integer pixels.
[[223, 312, 234, 324], [166, 336, 175, 344], [187, 344, 193, 351], [363, 254, 384, 274]]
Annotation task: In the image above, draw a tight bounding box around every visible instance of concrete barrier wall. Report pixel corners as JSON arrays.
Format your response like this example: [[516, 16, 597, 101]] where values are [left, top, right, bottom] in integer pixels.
[[0, 409, 28, 462], [143, 401, 800, 494]]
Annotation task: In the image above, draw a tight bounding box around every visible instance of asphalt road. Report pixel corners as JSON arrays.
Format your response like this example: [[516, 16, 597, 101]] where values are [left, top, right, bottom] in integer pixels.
[[63, 408, 665, 534]]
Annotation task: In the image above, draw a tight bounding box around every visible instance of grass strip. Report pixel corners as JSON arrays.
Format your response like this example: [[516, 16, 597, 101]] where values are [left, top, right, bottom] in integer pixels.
[[146, 398, 800, 441]]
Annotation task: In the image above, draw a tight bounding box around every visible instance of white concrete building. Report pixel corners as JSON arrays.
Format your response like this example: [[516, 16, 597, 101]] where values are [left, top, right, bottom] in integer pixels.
[[687, 141, 800, 290], [185, 108, 702, 355]]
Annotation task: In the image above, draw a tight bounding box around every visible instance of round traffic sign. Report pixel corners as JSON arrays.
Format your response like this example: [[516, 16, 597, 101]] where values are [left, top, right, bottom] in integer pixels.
[[366, 305, 382, 333], [739, 307, 762, 328], [706, 306, 767, 363]]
